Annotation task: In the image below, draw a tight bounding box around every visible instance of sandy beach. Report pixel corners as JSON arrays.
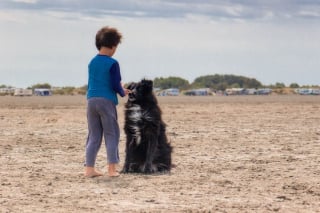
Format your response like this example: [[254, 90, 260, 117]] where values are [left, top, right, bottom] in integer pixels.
[[0, 95, 319, 212]]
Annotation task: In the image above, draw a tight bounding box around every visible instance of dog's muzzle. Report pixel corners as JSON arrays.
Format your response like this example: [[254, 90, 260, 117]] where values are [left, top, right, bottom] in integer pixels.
[[128, 89, 136, 101]]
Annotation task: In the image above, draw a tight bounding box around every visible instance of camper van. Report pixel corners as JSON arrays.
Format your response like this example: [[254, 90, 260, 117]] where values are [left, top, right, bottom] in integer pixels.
[[34, 88, 52, 96], [295, 88, 320, 95], [185, 88, 212, 96], [14, 88, 33, 96], [157, 88, 180, 96]]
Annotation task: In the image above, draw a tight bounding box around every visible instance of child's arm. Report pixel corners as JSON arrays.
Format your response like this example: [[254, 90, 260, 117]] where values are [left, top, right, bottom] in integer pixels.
[[110, 62, 125, 97]]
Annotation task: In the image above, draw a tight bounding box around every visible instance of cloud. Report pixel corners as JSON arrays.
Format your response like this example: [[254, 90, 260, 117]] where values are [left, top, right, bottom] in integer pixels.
[[1, 0, 320, 21], [12, 0, 37, 3], [1, 0, 320, 87]]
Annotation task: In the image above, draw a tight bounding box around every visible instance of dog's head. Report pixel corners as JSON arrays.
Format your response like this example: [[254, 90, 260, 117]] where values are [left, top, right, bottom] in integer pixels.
[[126, 79, 154, 103]]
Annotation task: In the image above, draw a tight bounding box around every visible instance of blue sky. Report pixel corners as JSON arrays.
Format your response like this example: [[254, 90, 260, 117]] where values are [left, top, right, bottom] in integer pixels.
[[1, 0, 320, 87]]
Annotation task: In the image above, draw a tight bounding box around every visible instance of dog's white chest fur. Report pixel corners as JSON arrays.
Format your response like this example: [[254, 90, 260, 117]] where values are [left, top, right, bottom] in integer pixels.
[[128, 105, 142, 122], [127, 104, 142, 145]]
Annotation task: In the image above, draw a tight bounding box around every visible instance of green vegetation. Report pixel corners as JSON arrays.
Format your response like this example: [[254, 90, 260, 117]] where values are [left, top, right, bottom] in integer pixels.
[[53, 87, 76, 95], [28, 83, 52, 90], [191, 74, 262, 90], [289, 83, 300, 88], [0, 84, 14, 88], [153, 74, 262, 90], [52, 85, 87, 95], [154, 77, 189, 90]]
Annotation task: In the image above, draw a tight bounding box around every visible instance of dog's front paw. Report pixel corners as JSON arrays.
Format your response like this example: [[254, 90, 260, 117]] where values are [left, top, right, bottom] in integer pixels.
[[142, 163, 154, 174], [121, 169, 128, 174], [121, 164, 130, 173]]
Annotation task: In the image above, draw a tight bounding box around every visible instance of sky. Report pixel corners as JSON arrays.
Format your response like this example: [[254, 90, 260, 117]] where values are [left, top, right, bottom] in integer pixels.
[[0, 0, 320, 88]]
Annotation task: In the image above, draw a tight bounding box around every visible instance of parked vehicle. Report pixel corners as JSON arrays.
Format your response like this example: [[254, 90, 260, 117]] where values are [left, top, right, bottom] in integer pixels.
[[157, 88, 180, 96], [14, 88, 33, 96], [34, 88, 52, 96], [295, 88, 320, 95]]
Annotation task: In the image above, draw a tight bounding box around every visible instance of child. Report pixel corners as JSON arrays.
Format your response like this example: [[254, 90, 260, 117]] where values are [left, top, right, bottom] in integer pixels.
[[85, 26, 130, 177]]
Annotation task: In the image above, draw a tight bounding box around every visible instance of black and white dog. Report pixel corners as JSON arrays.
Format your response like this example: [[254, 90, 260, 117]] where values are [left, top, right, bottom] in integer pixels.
[[122, 79, 172, 174]]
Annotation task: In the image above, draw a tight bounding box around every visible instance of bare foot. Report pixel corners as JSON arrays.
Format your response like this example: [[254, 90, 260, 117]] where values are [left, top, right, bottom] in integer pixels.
[[108, 163, 120, 177], [108, 171, 120, 177], [84, 167, 103, 178]]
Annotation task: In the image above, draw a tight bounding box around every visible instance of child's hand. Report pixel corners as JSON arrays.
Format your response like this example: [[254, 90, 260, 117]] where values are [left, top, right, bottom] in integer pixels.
[[124, 89, 131, 96]]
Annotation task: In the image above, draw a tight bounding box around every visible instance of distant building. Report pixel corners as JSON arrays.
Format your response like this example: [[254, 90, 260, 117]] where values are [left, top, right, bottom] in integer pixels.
[[34, 88, 52, 96]]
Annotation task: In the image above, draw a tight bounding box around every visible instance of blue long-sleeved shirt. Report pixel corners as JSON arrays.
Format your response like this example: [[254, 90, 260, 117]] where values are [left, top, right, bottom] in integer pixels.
[[87, 54, 125, 105], [110, 62, 125, 97]]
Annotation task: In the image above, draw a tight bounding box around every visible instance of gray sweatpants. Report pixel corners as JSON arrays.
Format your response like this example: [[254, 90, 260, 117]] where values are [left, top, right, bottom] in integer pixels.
[[85, 97, 120, 166]]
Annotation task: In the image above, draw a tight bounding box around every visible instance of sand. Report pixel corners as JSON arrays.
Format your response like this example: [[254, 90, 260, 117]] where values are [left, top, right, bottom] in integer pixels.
[[0, 95, 319, 212]]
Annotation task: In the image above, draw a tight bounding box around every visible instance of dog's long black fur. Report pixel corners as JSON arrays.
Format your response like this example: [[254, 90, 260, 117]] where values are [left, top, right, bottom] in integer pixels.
[[122, 79, 172, 174]]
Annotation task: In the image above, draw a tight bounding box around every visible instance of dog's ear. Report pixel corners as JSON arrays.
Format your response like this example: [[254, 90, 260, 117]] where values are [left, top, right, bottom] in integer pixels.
[[141, 79, 153, 90], [126, 82, 136, 90]]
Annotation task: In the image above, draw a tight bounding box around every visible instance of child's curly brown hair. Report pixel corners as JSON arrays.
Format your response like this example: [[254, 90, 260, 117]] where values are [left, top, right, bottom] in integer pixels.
[[95, 26, 122, 50]]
